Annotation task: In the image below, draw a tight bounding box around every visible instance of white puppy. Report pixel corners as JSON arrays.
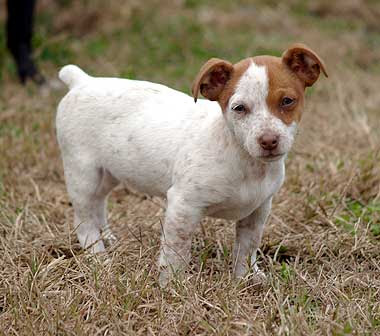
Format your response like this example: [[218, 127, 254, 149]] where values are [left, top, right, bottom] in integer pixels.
[[56, 43, 327, 284]]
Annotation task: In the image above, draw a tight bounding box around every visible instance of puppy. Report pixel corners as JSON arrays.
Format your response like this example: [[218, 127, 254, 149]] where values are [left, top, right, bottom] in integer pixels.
[[56, 43, 327, 284]]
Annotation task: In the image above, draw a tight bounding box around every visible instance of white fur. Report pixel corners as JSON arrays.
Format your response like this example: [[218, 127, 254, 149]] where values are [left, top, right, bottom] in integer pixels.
[[56, 63, 297, 285]]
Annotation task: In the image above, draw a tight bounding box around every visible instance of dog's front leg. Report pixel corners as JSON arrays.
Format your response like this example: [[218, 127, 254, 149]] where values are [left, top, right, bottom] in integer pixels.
[[233, 197, 272, 280], [158, 187, 202, 286]]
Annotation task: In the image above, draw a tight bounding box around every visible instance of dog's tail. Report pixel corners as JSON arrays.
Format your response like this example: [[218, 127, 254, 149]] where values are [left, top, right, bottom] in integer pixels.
[[59, 65, 90, 89]]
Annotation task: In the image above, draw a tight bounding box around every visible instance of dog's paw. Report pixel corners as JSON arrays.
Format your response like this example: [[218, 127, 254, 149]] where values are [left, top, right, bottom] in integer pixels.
[[235, 267, 267, 285], [159, 269, 171, 288], [158, 267, 187, 288], [247, 269, 267, 284], [103, 231, 117, 247]]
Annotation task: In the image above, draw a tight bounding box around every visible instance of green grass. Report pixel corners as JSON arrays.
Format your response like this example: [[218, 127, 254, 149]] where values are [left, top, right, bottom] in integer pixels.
[[335, 198, 380, 236]]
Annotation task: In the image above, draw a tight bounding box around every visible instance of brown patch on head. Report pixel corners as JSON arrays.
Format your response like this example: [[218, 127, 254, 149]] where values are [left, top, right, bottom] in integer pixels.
[[193, 56, 304, 123], [254, 44, 326, 124], [254, 55, 305, 124], [192, 43, 327, 124], [218, 59, 251, 111]]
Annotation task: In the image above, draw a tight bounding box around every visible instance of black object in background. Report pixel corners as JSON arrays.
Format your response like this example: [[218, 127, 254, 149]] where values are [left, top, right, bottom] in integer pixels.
[[6, 0, 45, 85]]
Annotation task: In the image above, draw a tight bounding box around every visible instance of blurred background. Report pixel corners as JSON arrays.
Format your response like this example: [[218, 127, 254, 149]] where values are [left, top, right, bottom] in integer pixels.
[[1, 1, 379, 334], [1, 0, 380, 90]]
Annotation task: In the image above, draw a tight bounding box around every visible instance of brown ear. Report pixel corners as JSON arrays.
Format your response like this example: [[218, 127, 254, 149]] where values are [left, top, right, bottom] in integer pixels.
[[282, 43, 328, 87], [191, 58, 233, 102]]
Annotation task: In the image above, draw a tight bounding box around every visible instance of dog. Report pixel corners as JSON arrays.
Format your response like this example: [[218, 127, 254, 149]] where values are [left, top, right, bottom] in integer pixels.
[[56, 43, 327, 285]]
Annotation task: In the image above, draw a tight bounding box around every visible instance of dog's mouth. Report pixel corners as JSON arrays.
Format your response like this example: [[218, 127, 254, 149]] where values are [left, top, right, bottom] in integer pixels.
[[258, 152, 285, 163]]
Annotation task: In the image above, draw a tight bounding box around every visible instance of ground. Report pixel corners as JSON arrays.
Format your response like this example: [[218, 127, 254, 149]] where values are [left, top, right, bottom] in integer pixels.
[[0, 0, 379, 335]]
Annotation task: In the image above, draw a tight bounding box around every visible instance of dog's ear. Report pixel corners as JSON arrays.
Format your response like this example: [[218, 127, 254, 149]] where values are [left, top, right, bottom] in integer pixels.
[[192, 58, 233, 102], [282, 43, 328, 87]]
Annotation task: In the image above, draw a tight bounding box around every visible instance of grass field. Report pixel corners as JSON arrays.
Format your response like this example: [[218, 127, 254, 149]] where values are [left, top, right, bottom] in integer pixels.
[[1, 0, 380, 334]]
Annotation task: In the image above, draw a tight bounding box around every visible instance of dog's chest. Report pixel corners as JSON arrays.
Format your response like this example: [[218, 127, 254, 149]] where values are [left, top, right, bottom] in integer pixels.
[[207, 162, 284, 220]]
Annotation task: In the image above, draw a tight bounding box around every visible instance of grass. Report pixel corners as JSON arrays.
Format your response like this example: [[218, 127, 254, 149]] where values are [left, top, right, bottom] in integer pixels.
[[1, 0, 380, 334]]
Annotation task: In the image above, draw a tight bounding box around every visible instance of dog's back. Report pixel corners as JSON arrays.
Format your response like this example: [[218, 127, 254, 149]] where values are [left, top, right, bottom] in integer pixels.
[[56, 65, 221, 196]]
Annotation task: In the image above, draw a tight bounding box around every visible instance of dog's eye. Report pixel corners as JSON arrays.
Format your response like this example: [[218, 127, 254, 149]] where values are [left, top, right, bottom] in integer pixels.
[[232, 104, 247, 113], [281, 97, 295, 107]]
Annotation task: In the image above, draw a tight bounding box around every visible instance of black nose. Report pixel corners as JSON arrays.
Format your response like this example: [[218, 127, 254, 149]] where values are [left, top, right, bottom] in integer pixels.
[[258, 133, 279, 151]]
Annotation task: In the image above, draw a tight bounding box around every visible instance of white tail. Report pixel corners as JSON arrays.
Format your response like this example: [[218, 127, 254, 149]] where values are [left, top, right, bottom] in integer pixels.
[[59, 65, 90, 89]]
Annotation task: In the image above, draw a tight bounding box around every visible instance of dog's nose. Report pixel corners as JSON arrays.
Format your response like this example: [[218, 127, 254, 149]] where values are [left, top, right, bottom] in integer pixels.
[[259, 133, 279, 151]]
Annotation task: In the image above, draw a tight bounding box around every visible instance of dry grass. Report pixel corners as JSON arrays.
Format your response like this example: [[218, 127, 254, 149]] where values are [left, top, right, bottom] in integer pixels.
[[0, 0, 379, 335]]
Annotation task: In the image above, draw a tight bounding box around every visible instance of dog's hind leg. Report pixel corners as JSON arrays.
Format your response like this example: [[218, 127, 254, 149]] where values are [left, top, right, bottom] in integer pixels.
[[63, 157, 117, 253], [95, 169, 120, 246]]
